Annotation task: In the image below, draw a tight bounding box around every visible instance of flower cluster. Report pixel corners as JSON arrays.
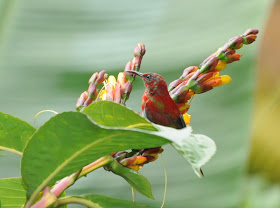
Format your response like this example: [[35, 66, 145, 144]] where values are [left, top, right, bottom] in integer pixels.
[[76, 43, 146, 110], [169, 28, 259, 116], [111, 147, 163, 171], [100, 43, 146, 105], [75, 70, 107, 111]]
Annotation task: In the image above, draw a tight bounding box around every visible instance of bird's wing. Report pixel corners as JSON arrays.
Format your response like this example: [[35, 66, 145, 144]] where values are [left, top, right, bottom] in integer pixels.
[[143, 109, 186, 129]]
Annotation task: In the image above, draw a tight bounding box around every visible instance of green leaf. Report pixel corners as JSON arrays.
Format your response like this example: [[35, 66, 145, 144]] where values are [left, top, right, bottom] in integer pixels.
[[85, 102, 216, 177], [21, 112, 169, 203], [81, 194, 157, 208], [0, 177, 26, 208], [153, 125, 216, 177], [106, 159, 153, 199], [83, 101, 156, 131], [0, 112, 36, 156], [172, 133, 216, 177]]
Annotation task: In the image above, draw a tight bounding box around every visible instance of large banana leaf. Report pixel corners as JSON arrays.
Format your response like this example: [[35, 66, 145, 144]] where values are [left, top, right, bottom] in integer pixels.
[[0, 0, 272, 207]]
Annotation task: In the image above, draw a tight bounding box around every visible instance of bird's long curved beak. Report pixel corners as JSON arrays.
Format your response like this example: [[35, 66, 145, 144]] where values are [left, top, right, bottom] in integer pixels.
[[125, 70, 143, 77]]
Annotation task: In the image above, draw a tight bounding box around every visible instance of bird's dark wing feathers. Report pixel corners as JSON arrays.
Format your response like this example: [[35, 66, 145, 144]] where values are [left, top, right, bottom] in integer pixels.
[[143, 109, 186, 129]]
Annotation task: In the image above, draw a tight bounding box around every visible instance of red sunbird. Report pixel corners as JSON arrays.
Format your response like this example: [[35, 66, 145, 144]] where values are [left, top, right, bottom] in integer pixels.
[[127, 71, 204, 176], [127, 71, 186, 129]]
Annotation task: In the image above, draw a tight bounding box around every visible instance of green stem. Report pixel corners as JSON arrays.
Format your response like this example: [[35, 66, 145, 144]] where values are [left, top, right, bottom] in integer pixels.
[[55, 196, 102, 208], [78, 155, 113, 178]]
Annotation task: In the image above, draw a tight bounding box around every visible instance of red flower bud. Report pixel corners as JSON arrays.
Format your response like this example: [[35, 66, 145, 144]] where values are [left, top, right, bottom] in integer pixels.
[[228, 36, 244, 49], [196, 72, 217, 83], [140, 147, 164, 155], [226, 53, 242, 64], [243, 28, 259, 36], [243, 34, 257, 44]]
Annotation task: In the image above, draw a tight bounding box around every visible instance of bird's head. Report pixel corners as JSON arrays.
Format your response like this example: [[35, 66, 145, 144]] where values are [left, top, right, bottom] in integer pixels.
[[126, 71, 168, 92]]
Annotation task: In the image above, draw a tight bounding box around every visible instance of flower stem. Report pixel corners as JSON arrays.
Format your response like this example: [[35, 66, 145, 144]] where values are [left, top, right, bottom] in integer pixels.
[[55, 196, 102, 208]]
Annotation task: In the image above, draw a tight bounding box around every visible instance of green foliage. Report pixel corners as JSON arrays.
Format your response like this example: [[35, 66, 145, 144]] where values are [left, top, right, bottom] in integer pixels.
[[84, 102, 216, 177], [0, 101, 216, 206], [0, 177, 26, 208], [0, 112, 35, 155], [81, 194, 157, 208], [83, 101, 156, 131], [106, 159, 154, 199], [21, 111, 168, 200]]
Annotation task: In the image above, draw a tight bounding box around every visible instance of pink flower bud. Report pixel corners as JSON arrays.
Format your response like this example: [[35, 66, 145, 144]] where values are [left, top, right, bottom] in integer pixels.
[[84, 97, 93, 107], [243, 28, 259, 36], [106, 83, 114, 101], [132, 56, 142, 71], [181, 66, 198, 78], [124, 81, 133, 94], [200, 56, 219, 73], [88, 72, 98, 84], [134, 43, 146, 57], [117, 72, 127, 88], [76, 91, 88, 110], [87, 82, 97, 98], [168, 79, 184, 91], [200, 53, 216, 67], [114, 83, 121, 104], [95, 70, 107, 85]]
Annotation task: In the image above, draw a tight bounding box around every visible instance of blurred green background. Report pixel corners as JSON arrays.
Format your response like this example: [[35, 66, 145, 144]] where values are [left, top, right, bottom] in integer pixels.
[[1, 0, 279, 207]]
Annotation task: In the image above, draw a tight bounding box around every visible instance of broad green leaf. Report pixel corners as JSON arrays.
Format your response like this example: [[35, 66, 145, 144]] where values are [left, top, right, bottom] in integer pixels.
[[81, 194, 157, 208], [84, 101, 216, 177], [0, 177, 26, 208], [83, 101, 156, 131], [106, 159, 153, 199], [0, 112, 36, 156], [21, 112, 169, 203], [153, 125, 216, 177]]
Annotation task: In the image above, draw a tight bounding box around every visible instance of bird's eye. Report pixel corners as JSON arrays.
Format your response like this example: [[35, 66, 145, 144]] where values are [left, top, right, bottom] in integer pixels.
[[146, 74, 152, 79]]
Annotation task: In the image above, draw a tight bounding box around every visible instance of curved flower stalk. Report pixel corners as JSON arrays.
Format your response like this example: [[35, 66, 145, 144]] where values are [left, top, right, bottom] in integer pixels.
[[169, 28, 259, 122]]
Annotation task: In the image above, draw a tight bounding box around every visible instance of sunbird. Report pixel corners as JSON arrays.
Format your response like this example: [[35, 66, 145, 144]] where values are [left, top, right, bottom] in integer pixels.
[[127, 70, 204, 176], [127, 71, 186, 129]]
